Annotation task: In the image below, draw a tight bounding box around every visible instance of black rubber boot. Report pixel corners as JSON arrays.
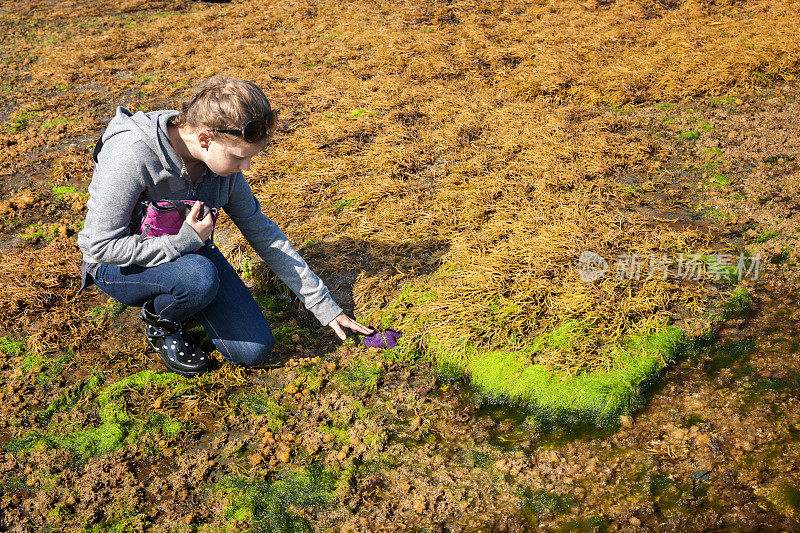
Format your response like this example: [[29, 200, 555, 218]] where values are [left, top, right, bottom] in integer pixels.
[[141, 301, 209, 376]]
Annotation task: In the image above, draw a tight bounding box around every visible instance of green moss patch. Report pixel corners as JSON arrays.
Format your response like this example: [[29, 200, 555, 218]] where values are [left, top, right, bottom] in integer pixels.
[[763, 483, 800, 520], [4, 370, 191, 459], [518, 488, 576, 516], [0, 336, 24, 356], [331, 358, 383, 394], [451, 325, 684, 428], [706, 286, 755, 321], [237, 392, 285, 433], [51, 185, 86, 199], [272, 325, 312, 348], [753, 230, 781, 243], [216, 464, 341, 532], [38, 375, 103, 422], [90, 300, 127, 320], [79, 506, 145, 532], [22, 351, 73, 384]]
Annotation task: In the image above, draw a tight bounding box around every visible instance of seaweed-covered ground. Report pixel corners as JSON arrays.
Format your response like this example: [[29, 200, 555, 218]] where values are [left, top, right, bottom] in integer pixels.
[[2, 0, 800, 531]]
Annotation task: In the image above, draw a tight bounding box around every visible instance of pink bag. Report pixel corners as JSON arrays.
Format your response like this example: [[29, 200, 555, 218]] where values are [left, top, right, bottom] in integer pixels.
[[137, 200, 218, 246]]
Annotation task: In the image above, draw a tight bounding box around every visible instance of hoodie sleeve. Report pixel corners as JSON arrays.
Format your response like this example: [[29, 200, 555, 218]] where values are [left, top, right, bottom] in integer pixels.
[[80, 140, 205, 267], [223, 172, 343, 326]]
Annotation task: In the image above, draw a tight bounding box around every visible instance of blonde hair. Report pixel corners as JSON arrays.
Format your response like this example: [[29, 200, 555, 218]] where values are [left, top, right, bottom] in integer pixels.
[[172, 76, 273, 143]]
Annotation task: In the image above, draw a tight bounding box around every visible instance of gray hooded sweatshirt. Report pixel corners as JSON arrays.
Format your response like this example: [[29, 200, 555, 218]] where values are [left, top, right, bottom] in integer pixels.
[[77, 107, 343, 326]]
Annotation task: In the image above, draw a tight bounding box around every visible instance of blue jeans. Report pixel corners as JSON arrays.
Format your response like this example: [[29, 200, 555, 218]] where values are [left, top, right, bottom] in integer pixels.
[[91, 243, 274, 366]]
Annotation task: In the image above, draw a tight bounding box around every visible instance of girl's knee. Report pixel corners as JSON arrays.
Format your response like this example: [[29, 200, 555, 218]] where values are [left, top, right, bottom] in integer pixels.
[[221, 331, 275, 367], [176, 255, 220, 306]]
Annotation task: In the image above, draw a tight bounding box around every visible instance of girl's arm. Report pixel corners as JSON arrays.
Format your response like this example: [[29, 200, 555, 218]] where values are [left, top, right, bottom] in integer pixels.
[[223, 173, 343, 327]]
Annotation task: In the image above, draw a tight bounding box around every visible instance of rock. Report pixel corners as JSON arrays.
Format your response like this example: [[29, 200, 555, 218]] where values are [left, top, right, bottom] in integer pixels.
[[337, 446, 350, 462], [412, 493, 427, 513], [276, 448, 291, 463], [619, 415, 633, 428]]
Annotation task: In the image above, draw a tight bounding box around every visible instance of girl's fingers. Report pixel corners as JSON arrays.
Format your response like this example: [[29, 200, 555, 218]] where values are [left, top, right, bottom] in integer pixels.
[[349, 319, 374, 334], [329, 320, 346, 341], [340, 314, 373, 334], [328, 313, 375, 341], [186, 202, 213, 240], [189, 201, 202, 220]]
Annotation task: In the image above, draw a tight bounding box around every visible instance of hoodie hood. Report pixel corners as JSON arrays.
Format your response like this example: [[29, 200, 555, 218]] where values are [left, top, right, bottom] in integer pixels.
[[94, 107, 183, 176]]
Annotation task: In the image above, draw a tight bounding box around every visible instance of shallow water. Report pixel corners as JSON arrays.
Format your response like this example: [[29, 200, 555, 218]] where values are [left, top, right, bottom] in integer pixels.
[[392, 290, 800, 528]]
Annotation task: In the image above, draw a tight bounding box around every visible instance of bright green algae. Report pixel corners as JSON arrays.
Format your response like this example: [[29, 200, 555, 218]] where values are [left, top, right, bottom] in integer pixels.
[[448, 325, 684, 427], [217, 464, 342, 533], [5, 369, 188, 459]]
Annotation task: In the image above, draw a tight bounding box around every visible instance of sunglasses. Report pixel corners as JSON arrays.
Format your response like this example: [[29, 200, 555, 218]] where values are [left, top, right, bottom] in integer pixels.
[[210, 109, 278, 143]]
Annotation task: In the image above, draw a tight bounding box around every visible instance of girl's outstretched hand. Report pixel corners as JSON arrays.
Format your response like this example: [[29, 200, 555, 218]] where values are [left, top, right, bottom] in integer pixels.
[[327, 313, 374, 341]]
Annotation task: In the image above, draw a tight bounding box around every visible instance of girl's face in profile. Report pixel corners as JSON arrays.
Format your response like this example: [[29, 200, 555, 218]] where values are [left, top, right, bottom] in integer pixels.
[[202, 134, 265, 176]]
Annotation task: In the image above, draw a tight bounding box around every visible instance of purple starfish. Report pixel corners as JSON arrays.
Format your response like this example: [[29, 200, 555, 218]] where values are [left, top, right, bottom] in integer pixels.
[[362, 329, 402, 349]]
